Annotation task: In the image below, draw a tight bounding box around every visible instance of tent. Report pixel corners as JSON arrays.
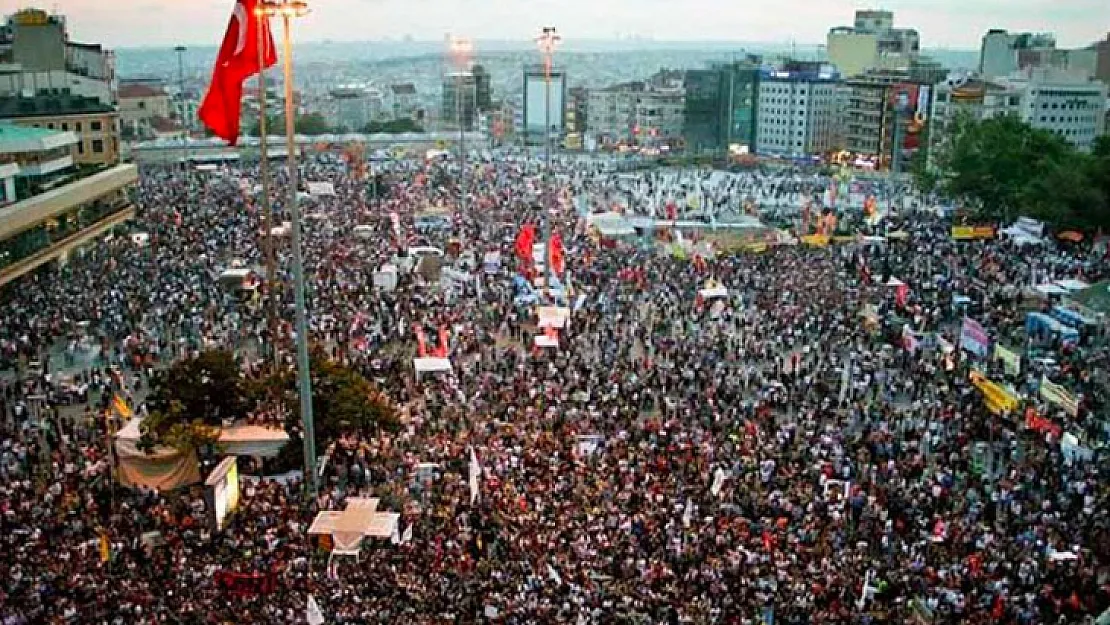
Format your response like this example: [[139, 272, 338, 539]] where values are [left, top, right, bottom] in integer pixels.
[[114, 418, 202, 491], [534, 335, 559, 349], [306, 181, 336, 197], [308, 497, 399, 562]]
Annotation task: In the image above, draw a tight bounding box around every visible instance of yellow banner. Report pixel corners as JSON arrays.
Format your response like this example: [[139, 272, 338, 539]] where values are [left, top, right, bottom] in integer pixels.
[[742, 242, 768, 253], [969, 370, 1020, 414], [951, 226, 975, 240], [802, 234, 830, 247]]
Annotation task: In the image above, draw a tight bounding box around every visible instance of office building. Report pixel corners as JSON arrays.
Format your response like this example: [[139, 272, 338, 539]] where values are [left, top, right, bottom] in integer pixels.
[[927, 75, 1024, 169], [683, 59, 760, 155], [827, 10, 920, 78], [756, 64, 841, 156], [0, 122, 137, 286], [387, 83, 419, 120], [442, 72, 478, 131], [0, 8, 116, 105], [522, 65, 567, 145], [118, 82, 174, 139], [980, 30, 1098, 81], [1004, 68, 1107, 152], [472, 64, 492, 112], [0, 92, 120, 166], [1091, 33, 1110, 86], [321, 85, 382, 133], [585, 80, 684, 148], [840, 69, 935, 169]]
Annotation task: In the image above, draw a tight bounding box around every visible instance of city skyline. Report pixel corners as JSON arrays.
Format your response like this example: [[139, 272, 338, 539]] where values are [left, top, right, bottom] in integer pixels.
[[30, 0, 1110, 50]]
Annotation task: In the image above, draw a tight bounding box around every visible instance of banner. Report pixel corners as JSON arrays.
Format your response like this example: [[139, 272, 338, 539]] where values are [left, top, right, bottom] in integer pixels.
[[952, 226, 995, 240], [802, 234, 830, 247], [215, 570, 278, 596], [1024, 407, 1062, 438], [993, 344, 1021, 376], [1040, 376, 1079, 417], [969, 370, 1020, 414], [959, 317, 990, 358]]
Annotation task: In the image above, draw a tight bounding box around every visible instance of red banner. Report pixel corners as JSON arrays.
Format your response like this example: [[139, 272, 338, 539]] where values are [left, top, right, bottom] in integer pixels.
[[215, 570, 277, 596]]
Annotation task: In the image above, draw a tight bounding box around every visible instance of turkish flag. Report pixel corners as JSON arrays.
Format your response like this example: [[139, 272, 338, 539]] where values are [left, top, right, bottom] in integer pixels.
[[514, 224, 536, 265], [896, 283, 909, 308], [198, 0, 277, 145], [548, 231, 565, 276]]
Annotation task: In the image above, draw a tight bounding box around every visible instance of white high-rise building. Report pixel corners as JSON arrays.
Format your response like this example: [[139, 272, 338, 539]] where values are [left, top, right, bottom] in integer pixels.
[[756, 65, 842, 156]]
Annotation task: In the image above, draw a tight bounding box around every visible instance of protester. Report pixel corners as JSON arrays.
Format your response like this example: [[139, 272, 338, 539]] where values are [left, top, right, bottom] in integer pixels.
[[0, 151, 1107, 625]]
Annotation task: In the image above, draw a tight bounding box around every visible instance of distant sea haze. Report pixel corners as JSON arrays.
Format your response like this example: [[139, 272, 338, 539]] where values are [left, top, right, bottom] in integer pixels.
[[115, 39, 979, 78]]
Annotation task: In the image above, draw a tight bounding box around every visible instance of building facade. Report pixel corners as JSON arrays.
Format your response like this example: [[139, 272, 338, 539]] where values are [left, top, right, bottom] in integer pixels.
[[927, 76, 1024, 169], [321, 85, 382, 132], [521, 65, 567, 146], [980, 30, 1098, 81], [0, 93, 121, 166], [1006, 68, 1108, 152], [0, 122, 136, 286], [442, 72, 478, 131], [840, 69, 934, 169], [683, 60, 759, 155], [118, 82, 172, 139], [756, 65, 841, 156], [827, 10, 920, 78]]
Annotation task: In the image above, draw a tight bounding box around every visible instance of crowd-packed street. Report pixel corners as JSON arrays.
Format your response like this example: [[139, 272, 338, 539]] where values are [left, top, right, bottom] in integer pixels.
[[0, 150, 1107, 624]]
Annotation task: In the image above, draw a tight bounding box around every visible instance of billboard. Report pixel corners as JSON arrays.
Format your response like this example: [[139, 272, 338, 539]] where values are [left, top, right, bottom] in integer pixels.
[[889, 83, 928, 166], [205, 456, 241, 530], [523, 68, 566, 140]]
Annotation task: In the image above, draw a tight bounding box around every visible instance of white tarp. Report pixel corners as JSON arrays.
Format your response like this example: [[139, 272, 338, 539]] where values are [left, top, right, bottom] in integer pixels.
[[534, 335, 559, 349], [698, 286, 728, 300], [536, 306, 571, 329], [306, 181, 336, 197], [374, 264, 398, 291], [413, 357, 452, 375]]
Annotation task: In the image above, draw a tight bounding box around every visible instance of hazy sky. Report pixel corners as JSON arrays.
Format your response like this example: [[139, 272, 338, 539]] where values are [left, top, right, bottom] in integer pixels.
[[14, 0, 1110, 49]]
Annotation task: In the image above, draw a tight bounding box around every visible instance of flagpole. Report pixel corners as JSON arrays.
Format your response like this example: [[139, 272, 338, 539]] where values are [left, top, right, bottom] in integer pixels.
[[254, 6, 280, 370], [265, 0, 316, 498]]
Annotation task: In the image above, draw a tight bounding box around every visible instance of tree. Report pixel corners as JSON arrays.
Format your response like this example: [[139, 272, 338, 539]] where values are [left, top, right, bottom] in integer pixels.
[[255, 348, 400, 472], [933, 113, 1110, 229], [361, 118, 424, 134], [139, 350, 249, 452], [248, 112, 335, 137]]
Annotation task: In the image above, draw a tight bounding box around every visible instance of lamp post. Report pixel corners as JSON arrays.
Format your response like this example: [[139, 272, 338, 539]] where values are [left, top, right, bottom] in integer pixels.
[[173, 46, 189, 172], [535, 26, 560, 295], [447, 36, 473, 217], [252, 5, 279, 369], [261, 0, 317, 498]]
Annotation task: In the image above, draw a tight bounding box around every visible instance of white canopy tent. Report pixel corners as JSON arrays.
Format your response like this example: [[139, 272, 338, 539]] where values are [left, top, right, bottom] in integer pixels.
[[413, 357, 453, 378], [308, 497, 399, 562]]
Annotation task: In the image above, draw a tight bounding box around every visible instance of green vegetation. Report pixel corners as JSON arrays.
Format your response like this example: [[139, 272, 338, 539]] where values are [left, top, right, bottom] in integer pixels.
[[923, 114, 1110, 230], [360, 118, 424, 134], [138, 349, 400, 465]]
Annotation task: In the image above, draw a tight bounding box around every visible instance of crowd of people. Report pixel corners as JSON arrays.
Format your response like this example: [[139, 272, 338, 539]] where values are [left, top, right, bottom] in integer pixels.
[[0, 148, 1107, 624]]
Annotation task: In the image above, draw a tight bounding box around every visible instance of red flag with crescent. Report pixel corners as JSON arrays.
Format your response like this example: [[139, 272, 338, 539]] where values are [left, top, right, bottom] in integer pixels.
[[198, 0, 277, 145], [548, 231, 565, 276]]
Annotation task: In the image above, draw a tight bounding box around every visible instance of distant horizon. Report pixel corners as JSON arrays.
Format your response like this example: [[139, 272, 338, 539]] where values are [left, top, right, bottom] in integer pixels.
[[41, 0, 1109, 51]]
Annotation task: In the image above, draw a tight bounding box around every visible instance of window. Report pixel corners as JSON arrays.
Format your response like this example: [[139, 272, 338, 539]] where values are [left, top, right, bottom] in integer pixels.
[[46, 123, 54, 129], [138, 101, 146, 110], [91, 121, 102, 131], [77, 141, 84, 154], [61, 123, 68, 130], [92, 139, 104, 153], [75, 122, 82, 132]]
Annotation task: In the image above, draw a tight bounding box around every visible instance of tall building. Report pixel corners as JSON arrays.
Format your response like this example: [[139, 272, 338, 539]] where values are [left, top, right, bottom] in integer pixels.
[[756, 64, 841, 156], [0, 122, 137, 286], [827, 10, 920, 78], [442, 72, 478, 131], [979, 30, 1098, 81], [1003, 68, 1107, 152], [683, 59, 760, 155], [118, 82, 174, 139], [0, 8, 116, 105], [927, 75, 1024, 169], [585, 80, 684, 148], [1095, 33, 1110, 86], [841, 68, 934, 169], [0, 92, 120, 166], [471, 64, 493, 112], [522, 65, 567, 146], [322, 85, 382, 133]]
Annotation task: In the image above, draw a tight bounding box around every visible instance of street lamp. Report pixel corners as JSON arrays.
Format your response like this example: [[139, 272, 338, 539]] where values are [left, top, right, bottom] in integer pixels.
[[260, 0, 317, 498], [535, 26, 560, 295], [173, 46, 189, 171], [447, 36, 473, 216]]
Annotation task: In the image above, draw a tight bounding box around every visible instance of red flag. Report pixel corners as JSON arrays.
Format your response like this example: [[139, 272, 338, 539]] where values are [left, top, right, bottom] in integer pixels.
[[434, 326, 449, 358], [548, 231, 565, 276], [896, 283, 909, 308], [198, 0, 277, 145], [514, 224, 536, 268], [413, 325, 428, 357]]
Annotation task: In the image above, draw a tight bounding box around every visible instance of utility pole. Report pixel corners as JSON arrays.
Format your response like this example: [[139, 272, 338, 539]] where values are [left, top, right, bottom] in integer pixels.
[[174, 46, 190, 195], [536, 27, 561, 296]]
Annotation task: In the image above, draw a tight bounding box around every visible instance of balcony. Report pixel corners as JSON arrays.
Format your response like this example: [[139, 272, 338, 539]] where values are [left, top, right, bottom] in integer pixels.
[[17, 154, 73, 177], [0, 163, 137, 241]]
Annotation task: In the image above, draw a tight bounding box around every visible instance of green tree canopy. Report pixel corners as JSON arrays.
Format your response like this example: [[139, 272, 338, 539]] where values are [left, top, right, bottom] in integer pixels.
[[361, 118, 424, 134], [139, 350, 249, 452], [932, 114, 1110, 230]]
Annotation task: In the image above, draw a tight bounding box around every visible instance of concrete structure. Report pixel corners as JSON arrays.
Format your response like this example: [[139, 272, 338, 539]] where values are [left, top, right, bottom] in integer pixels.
[[1095, 33, 1110, 86], [683, 59, 760, 155], [827, 10, 920, 78], [0, 121, 136, 285], [321, 85, 382, 133], [927, 75, 1024, 169], [756, 64, 841, 156], [585, 80, 684, 148], [980, 30, 1098, 81], [840, 69, 935, 168], [0, 8, 116, 104], [387, 83, 419, 120], [118, 82, 172, 139], [1003, 68, 1107, 152], [0, 92, 120, 166], [442, 71, 478, 131], [522, 64, 567, 146]]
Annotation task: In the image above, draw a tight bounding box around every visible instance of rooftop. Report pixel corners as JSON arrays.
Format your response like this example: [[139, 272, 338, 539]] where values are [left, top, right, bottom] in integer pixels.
[[0, 122, 77, 153], [118, 83, 166, 99], [0, 92, 113, 118], [390, 83, 416, 95]]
